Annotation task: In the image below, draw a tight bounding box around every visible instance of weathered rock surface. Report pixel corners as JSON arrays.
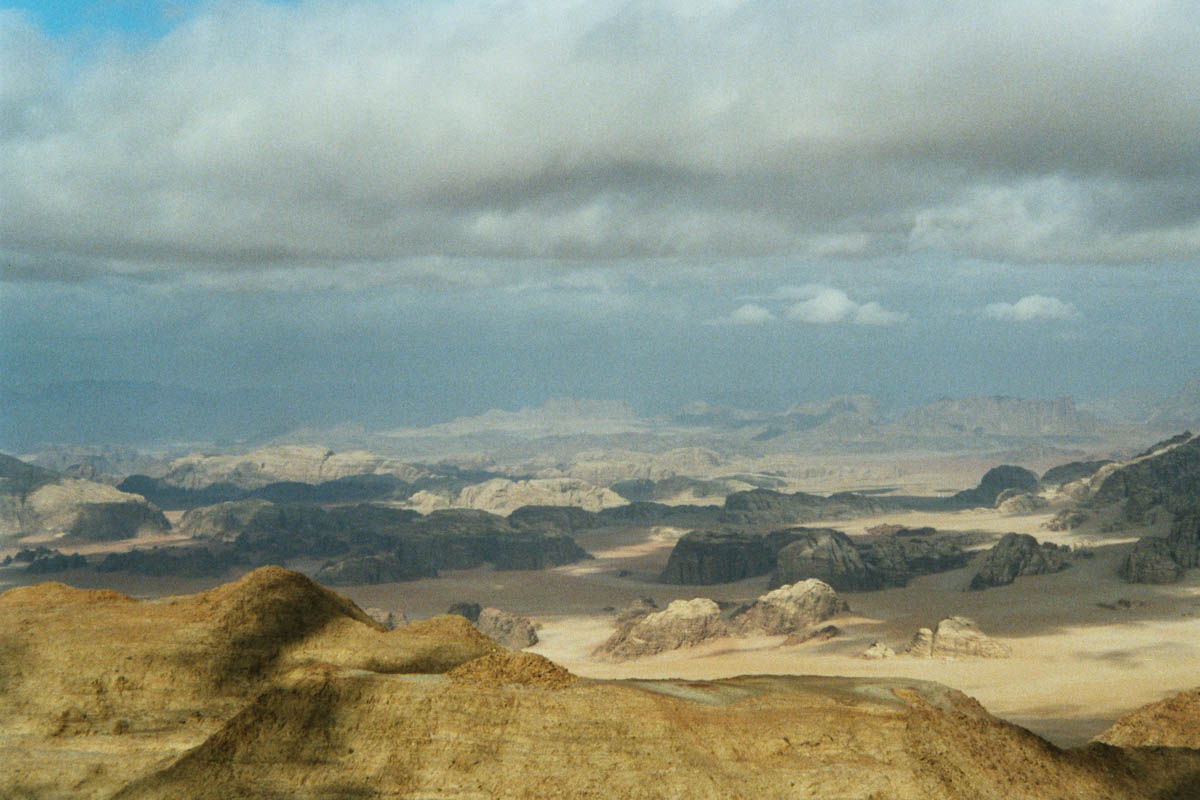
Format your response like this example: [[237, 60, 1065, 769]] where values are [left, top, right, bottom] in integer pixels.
[[1042, 459, 1113, 486], [862, 641, 896, 659], [5, 569, 1200, 800], [906, 617, 1011, 658], [1087, 433, 1200, 519], [856, 534, 972, 587], [950, 465, 1041, 508], [996, 490, 1049, 513], [968, 532, 1072, 590], [316, 554, 437, 585], [1095, 686, 1200, 748], [475, 607, 539, 649], [770, 529, 884, 591], [0, 453, 169, 542], [1118, 512, 1200, 584], [730, 579, 848, 635], [152, 446, 427, 491], [597, 598, 728, 660], [659, 530, 777, 584]]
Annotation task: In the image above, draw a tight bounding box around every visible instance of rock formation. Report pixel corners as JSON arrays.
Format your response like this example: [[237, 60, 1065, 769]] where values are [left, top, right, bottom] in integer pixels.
[[1086, 432, 1200, 519], [1118, 512, 1200, 583], [861, 641, 895, 659], [0, 453, 169, 542], [474, 607, 539, 649], [968, 532, 1072, 590], [4, 568, 1200, 799], [950, 465, 1041, 508], [770, 529, 884, 591], [1095, 686, 1200, 748], [996, 490, 1049, 513], [659, 530, 777, 584], [365, 607, 407, 629], [597, 598, 727, 660], [730, 579, 848, 636], [1041, 459, 1113, 486], [316, 554, 437, 585], [151, 446, 427, 491], [855, 534, 972, 587], [905, 617, 1011, 658]]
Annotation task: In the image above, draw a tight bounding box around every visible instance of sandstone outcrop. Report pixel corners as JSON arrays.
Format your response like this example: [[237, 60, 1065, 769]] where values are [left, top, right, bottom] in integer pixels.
[[659, 529, 777, 584], [861, 641, 895, 659], [855, 534, 972, 587], [996, 490, 1049, 513], [365, 607, 407, 629], [152, 446, 427, 491], [474, 607, 539, 649], [905, 617, 1011, 658], [597, 597, 727, 660], [770, 529, 884, 591], [730, 579, 848, 636], [968, 532, 1072, 590], [1, 453, 169, 542], [1086, 432, 1200, 519], [1095, 686, 1200, 748], [1118, 512, 1200, 583], [950, 465, 1041, 508]]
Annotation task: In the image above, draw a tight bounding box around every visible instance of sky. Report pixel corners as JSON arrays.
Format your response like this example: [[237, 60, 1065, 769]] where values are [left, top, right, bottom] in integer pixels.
[[2, 0, 1199, 439]]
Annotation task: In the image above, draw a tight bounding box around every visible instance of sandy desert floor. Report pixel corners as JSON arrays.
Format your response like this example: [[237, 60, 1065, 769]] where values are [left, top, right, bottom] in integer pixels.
[[1, 500, 1193, 748]]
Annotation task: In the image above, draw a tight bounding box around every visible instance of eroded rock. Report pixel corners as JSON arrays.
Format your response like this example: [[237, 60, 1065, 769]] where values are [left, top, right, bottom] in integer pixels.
[[731, 579, 847, 636]]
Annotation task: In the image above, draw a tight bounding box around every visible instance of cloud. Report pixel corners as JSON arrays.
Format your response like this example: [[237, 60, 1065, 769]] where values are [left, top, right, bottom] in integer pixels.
[[982, 295, 1081, 322], [783, 285, 908, 326], [3, 1, 1200, 282], [708, 302, 775, 326]]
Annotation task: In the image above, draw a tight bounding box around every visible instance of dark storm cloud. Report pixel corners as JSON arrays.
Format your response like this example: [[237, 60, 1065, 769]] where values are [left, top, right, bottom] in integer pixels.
[[3, 0, 1200, 283]]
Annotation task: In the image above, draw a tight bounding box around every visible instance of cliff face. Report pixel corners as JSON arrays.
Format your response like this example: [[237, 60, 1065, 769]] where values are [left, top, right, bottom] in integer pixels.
[[1088, 433, 1200, 518], [0, 453, 169, 542]]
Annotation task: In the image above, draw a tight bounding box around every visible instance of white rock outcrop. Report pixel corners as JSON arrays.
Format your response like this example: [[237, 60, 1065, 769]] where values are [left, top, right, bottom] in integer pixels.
[[732, 579, 848, 636], [905, 616, 1011, 659], [597, 598, 727, 661]]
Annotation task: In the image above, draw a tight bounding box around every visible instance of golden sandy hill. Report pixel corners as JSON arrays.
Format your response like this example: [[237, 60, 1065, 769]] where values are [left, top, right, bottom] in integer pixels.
[[1095, 686, 1200, 749], [3, 568, 1200, 800]]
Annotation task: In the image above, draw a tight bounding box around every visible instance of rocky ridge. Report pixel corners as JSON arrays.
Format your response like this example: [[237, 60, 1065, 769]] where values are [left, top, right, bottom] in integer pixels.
[[4, 569, 1200, 799], [969, 532, 1073, 590]]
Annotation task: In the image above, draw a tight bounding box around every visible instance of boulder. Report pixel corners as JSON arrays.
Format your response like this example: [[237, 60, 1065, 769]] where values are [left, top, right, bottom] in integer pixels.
[[968, 532, 1071, 590], [861, 641, 895, 659], [730, 579, 848, 636], [597, 598, 727, 661], [770, 529, 884, 591], [856, 535, 971, 587], [475, 608, 538, 650], [909, 617, 1011, 658]]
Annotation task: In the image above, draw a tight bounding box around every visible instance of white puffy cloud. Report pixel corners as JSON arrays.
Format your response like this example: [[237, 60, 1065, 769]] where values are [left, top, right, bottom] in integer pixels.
[[3, 1, 1200, 282], [982, 295, 1080, 322], [783, 285, 908, 326]]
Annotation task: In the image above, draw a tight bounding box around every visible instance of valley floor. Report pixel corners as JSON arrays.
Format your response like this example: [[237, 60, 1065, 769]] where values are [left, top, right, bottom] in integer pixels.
[[2, 500, 1194, 749]]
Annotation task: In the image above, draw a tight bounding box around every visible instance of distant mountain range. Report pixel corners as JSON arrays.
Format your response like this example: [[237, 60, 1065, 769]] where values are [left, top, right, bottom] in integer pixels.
[[5, 378, 1199, 458]]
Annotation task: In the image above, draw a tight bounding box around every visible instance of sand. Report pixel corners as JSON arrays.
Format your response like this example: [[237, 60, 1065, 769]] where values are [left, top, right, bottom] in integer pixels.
[[2, 499, 1194, 747]]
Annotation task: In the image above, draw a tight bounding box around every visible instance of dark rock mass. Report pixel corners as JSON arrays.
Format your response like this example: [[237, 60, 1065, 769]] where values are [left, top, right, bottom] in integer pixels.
[[1118, 512, 1200, 584], [316, 554, 437, 585], [65, 502, 170, 541], [856, 535, 972, 587], [1041, 460, 1113, 486], [968, 532, 1072, 590], [769, 529, 885, 591], [659, 530, 777, 585], [446, 602, 483, 622], [1090, 434, 1200, 519], [951, 466, 1041, 509]]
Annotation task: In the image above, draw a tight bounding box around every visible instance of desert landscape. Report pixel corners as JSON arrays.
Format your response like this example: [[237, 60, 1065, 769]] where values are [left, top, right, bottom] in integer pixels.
[[6, 1, 1200, 796]]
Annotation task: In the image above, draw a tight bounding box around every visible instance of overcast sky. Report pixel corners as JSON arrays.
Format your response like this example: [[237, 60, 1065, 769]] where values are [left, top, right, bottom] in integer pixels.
[[2, 0, 1198, 431]]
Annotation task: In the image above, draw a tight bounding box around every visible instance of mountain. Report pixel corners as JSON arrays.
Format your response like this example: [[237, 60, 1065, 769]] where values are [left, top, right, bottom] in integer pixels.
[[891, 395, 1104, 439], [0, 453, 168, 542]]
